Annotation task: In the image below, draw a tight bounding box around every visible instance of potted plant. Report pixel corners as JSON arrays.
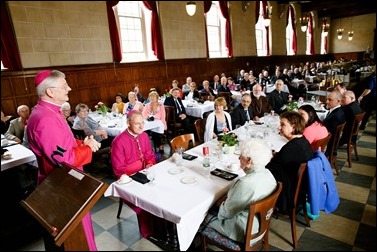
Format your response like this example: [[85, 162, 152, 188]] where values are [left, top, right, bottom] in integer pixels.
[[95, 102, 110, 116], [218, 132, 239, 154]]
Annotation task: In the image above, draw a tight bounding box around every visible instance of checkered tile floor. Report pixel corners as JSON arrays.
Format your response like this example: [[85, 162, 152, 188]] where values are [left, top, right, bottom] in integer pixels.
[[19, 113, 376, 251]]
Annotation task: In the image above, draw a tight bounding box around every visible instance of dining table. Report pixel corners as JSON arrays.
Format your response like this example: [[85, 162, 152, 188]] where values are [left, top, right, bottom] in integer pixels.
[[1, 135, 37, 172], [181, 100, 214, 118], [88, 112, 165, 136], [103, 120, 288, 250]]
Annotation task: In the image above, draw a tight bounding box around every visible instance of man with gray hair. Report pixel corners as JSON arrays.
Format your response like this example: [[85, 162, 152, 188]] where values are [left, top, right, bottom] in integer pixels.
[[27, 70, 100, 251], [4, 105, 29, 143]]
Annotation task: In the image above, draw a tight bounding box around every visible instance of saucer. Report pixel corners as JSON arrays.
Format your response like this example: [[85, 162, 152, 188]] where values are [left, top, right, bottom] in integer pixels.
[[168, 167, 184, 175], [180, 176, 198, 184]]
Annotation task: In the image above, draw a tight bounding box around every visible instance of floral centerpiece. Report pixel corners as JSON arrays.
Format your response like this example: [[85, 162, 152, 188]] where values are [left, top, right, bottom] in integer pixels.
[[218, 132, 239, 147], [286, 95, 298, 112], [95, 102, 110, 116]]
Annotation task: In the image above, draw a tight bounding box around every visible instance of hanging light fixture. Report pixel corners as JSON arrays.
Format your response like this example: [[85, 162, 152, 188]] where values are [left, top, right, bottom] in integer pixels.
[[337, 19, 344, 40], [263, 6, 272, 27], [300, 16, 308, 32], [348, 31, 354, 41], [348, 18, 353, 41], [337, 29, 344, 40], [186, 1, 196, 16]]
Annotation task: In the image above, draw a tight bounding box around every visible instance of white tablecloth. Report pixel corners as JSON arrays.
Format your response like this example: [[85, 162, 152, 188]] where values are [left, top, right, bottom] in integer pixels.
[[182, 100, 214, 118], [1, 141, 36, 172], [104, 123, 288, 250], [88, 112, 165, 136], [291, 79, 305, 89], [104, 137, 246, 250]]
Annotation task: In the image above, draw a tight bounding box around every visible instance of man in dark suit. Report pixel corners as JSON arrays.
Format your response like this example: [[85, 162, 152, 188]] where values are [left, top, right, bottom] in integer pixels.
[[323, 91, 345, 157], [164, 87, 191, 132], [339, 90, 363, 146], [268, 79, 289, 115], [230, 93, 253, 129]]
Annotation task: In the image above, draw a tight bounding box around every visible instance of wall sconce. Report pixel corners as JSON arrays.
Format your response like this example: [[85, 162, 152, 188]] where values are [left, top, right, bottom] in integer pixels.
[[263, 6, 272, 27], [337, 29, 344, 40], [300, 16, 308, 32], [322, 24, 330, 37], [348, 31, 354, 41], [186, 1, 196, 16], [242, 1, 250, 13]]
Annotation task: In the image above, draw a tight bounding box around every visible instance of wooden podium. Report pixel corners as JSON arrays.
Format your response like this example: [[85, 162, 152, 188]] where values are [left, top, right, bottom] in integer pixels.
[[20, 163, 108, 251]]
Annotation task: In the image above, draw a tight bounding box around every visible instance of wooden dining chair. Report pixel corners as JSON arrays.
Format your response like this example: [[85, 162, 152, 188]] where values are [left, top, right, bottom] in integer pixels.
[[200, 182, 283, 251], [170, 133, 196, 154], [194, 118, 207, 144], [346, 111, 366, 168], [312, 133, 332, 153], [164, 105, 185, 138], [289, 162, 311, 249], [327, 122, 346, 175]]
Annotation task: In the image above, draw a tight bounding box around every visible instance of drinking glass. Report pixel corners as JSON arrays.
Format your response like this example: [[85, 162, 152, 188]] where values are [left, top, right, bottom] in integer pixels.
[[175, 147, 184, 167], [202, 157, 211, 178], [146, 168, 156, 185]]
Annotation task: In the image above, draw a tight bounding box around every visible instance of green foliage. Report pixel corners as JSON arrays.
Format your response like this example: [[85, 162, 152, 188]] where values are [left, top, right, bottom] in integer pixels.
[[218, 132, 239, 147]]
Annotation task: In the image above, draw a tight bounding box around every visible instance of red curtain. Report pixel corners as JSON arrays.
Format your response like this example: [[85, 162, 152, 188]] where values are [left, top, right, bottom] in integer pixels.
[[322, 18, 328, 54], [204, 1, 212, 59], [218, 1, 233, 57], [289, 5, 297, 55], [308, 13, 315, 55], [1, 1, 22, 70], [106, 1, 122, 62], [143, 1, 165, 60]]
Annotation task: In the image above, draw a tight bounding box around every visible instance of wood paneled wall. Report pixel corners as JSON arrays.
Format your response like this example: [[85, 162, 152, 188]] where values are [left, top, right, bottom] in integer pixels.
[[3, 53, 360, 115]]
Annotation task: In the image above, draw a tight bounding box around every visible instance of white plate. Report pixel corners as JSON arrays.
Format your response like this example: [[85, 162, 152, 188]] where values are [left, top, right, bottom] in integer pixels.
[[180, 176, 198, 184], [168, 167, 184, 175]]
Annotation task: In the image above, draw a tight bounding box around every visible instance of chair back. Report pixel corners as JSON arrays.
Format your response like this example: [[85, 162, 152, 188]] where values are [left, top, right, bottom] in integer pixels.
[[164, 105, 184, 137], [217, 92, 231, 107], [71, 128, 86, 140], [194, 118, 207, 144], [244, 182, 283, 251], [328, 122, 346, 175], [349, 112, 366, 144], [170, 133, 196, 153], [346, 111, 366, 167], [312, 133, 332, 153], [290, 162, 311, 248]]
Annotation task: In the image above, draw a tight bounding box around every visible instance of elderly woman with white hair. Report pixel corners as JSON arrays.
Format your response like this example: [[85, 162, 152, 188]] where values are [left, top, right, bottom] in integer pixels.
[[200, 139, 277, 243]]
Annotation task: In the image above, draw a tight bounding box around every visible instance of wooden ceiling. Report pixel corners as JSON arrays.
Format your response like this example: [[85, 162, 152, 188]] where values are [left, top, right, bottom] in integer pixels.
[[277, 1, 375, 19]]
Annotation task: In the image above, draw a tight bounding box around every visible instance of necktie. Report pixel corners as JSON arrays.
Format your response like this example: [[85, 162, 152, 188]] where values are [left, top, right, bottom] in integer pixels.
[[245, 110, 250, 121], [175, 99, 182, 114]]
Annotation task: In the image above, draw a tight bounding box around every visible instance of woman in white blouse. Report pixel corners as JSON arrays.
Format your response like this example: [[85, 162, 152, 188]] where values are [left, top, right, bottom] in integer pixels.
[[204, 97, 232, 142]]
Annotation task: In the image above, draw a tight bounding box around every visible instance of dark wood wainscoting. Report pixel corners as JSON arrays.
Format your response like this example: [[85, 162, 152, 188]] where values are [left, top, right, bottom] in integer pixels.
[[1, 53, 350, 115]]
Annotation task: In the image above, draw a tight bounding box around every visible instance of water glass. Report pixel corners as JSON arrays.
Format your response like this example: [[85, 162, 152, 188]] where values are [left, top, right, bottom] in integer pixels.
[[146, 168, 156, 185], [202, 157, 211, 178]]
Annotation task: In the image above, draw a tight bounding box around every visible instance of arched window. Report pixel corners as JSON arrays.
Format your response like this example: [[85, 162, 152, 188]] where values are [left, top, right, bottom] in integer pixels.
[[206, 1, 227, 58], [305, 12, 315, 55], [285, 5, 297, 55], [115, 1, 157, 62], [320, 18, 328, 54], [255, 1, 270, 56]]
